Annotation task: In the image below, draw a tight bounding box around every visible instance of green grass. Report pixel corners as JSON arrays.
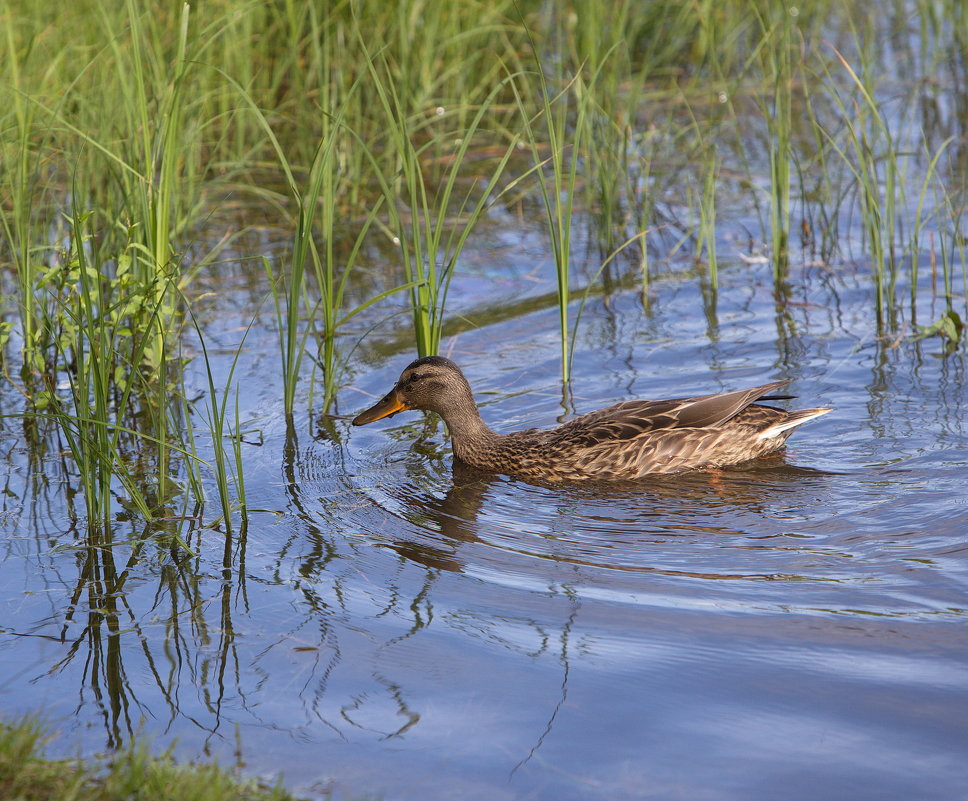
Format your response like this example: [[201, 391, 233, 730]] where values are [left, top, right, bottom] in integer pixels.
[[359, 23, 521, 361], [756, 3, 796, 277], [33, 210, 183, 532], [0, 0, 965, 535], [0, 718, 303, 801], [513, 57, 591, 385]]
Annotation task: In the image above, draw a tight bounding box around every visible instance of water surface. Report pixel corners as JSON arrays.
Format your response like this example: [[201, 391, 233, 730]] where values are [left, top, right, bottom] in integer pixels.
[[2, 247, 966, 801]]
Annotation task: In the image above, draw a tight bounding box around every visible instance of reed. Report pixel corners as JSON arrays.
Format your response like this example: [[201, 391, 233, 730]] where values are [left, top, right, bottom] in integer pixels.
[[513, 11, 600, 385], [0, 0, 223, 532], [188, 307, 253, 535], [0, 4, 60, 385], [930, 179, 968, 322], [567, 0, 630, 257], [37, 211, 177, 533], [225, 20, 398, 416], [796, 67, 850, 263], [816, 40, 903, 330], [908, 136, 955, 324], [743, 3, 799, 277], [110, 0, 194, 505], [253, 95, 352, 417], [698, 146, 720, 288], [358, 24, 520, 360]]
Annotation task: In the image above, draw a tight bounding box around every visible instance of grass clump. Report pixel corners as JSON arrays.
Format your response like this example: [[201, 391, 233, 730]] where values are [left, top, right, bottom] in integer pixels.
[[360, 29, 520, 361], [0, 719, 302, 801], [513, 53, 593, 385]]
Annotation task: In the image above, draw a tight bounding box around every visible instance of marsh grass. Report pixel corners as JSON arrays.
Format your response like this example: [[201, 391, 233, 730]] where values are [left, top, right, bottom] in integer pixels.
[[513, 15, 599, 385], [928, 178, 968, 325], [36, 212, 173, 533], [812, 21, 965, 335], [824, 44, 904, 329], [752, 3, 798, 276], [4, 0, 220, 532], [360, 35, 521, 360], [698, 146, 720, 287], [189, 308, 252, 535], [246, 77, 383, 417], [0, 0, 965, 538]]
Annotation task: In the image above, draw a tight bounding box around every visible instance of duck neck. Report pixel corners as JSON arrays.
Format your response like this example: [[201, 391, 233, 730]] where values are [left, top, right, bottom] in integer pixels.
[[439, 403, 500, 462]]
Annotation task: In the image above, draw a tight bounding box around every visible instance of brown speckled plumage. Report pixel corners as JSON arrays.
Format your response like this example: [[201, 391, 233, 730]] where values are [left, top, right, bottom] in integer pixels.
[[352, 356, 831, 481]]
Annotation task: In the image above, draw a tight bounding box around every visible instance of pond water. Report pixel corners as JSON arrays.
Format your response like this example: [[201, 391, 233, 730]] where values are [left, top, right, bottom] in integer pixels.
[[2, 224, 966, 801]]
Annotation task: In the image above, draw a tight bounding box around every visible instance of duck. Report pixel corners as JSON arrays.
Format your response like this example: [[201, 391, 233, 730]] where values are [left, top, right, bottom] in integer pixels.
[[352, 356, 831, 481]]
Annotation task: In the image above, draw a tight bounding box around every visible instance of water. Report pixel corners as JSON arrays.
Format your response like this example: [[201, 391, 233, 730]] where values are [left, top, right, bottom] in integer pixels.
[[1, 237, 966, 800]]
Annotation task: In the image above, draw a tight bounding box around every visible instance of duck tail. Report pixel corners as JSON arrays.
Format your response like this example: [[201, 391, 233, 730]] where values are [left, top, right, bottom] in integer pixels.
[[757, 407, 832, 439]]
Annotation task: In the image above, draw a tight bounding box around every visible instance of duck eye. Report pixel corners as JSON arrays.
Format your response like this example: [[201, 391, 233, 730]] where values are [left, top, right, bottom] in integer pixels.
[[404, 372, 430, 390]]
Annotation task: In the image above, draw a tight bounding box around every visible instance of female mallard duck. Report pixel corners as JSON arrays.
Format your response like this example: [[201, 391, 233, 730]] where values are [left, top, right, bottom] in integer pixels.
[[352, 356, 831, 481]]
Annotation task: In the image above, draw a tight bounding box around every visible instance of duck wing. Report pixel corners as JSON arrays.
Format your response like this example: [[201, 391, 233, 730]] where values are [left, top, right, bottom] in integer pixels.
[[551, 380, 791, 449]]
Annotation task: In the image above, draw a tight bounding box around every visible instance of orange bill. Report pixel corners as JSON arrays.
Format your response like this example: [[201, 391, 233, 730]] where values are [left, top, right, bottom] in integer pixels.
[[352, 388, 408, 425]]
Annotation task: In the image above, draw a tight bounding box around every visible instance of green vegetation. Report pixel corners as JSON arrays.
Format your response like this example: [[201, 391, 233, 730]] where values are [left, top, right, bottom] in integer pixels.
[[0, 719, 301, 801], [0, 3, 964, 796], [514, 44, 593, 384], [0, 0, 964, 533], [361, 32, 520, 361]]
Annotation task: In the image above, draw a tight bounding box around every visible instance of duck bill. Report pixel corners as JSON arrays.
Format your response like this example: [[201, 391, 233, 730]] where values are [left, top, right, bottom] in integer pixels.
[[352, 388, 409, 425]]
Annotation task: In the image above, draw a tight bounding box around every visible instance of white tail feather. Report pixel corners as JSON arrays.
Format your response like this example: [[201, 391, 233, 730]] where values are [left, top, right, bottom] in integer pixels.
[[757, 408, 832, 439]]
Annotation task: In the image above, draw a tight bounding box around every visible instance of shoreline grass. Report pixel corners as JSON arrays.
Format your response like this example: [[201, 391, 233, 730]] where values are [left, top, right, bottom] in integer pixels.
[[0, 718, 302, 801]]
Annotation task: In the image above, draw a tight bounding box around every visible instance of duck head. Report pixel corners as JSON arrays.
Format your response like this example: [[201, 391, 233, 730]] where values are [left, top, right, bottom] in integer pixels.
[[351, 356, 476, 425]]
